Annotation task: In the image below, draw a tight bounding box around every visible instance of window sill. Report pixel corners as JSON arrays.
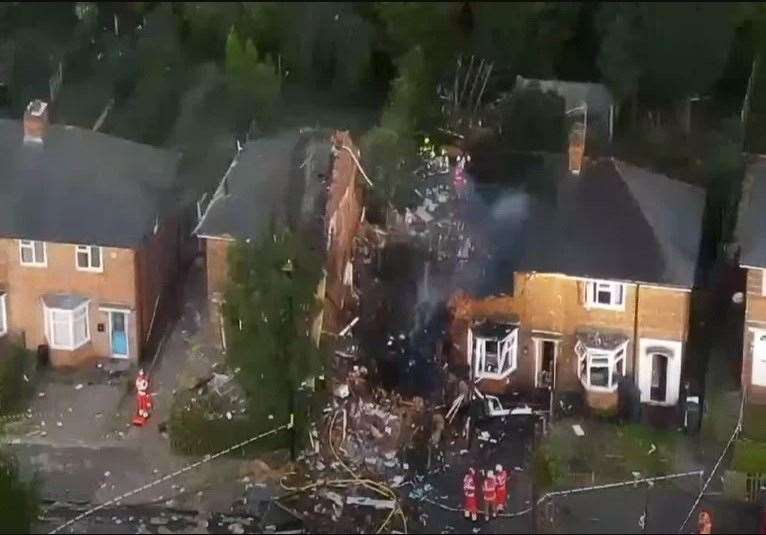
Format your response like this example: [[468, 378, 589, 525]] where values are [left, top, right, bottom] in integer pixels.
[[585, 303, 625, 312], [20, 263, 46, 268], [49, 339, 90, 352], [643, 399, 674, 407], [476, 368, 516, 381], [75, 267, 104, 273], [580, 382, 618, 393]]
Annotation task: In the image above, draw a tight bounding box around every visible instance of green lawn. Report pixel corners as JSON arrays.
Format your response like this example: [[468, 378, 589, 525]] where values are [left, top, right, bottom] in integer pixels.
[[538, 418, 685, 490]]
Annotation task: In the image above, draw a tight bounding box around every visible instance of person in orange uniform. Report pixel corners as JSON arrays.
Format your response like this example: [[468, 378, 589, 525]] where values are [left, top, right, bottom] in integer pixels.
[[463, 467, 478, 522], [483, 469, 497, 520], [698, 510, 713, 535], [494, 464, 508, 513]]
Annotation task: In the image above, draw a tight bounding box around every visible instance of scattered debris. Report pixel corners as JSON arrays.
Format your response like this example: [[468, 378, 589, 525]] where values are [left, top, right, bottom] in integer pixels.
[[572, 424, 585, 437]]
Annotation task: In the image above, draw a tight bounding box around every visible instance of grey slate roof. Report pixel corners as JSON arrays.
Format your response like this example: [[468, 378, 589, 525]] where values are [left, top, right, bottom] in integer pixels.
[[738, 156, 766, 267], [194, 129, 332, 243], [0, 119, 179, 248], [466, 155, 705, 295]]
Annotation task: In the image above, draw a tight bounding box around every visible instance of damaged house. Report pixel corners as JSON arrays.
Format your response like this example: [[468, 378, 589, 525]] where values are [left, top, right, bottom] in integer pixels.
[[194, 129, 364, 348], [448, 151, 706, 416], [0, 100, 185, 367]]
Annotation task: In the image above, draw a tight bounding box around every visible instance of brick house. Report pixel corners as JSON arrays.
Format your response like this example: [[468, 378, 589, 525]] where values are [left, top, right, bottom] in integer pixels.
[[448, 154, 706, 414], [737, 156, 766, 408], [194, 128, 363, 346], [0, 100, 183, 367]]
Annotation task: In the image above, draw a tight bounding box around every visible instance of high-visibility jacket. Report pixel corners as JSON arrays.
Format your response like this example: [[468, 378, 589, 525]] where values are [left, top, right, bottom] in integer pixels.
[[483, 476, 497, 502], [463, 474, 476, 497]]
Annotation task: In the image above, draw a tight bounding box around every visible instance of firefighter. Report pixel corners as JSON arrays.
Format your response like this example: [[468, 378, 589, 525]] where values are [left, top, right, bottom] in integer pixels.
[[495, 464, 508, 513], [463, 467, 478, 522], [133, 369, 153, 426], [698, 509, 713, 535], [483, 469, 497, 520]]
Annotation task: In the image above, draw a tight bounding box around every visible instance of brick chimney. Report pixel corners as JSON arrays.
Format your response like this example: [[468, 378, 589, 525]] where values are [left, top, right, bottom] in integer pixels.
[[23, 99, 49, 144], [568, 122, 585, 175]]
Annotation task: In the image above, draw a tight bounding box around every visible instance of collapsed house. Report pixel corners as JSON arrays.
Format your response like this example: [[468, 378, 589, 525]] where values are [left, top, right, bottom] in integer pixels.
[[194, 129, 364, 347], [448, 149, 706, 416]]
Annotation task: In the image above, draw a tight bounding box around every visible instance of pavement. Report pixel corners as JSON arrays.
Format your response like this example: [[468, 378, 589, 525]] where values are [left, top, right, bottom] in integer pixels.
[[1, 259, 265, 533]]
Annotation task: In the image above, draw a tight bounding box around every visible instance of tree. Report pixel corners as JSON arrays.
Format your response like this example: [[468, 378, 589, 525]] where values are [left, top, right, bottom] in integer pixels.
[[0, 455, 37, 533], [597, 3, 736, 108], [360, 126, 419, 213], [470, 2, 581, 81], [376, 2, 457, 73], [181, 2, 242, 62], [496, 83, 566, 153], [224, 27, 281, 129], [223, 231, 324, 427], [380, 46, 438, 135]]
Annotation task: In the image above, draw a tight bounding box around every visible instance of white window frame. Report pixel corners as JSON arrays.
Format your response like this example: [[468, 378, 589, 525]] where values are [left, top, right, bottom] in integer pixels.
[[75, 245, 103, 272], [43, 301, 90, 351], [0, 293, 7, 337], [470, 328, 518, 381], [638, 338, 683, 405], [577, 341, 628, 392], [18, 240, 46, 267], [761, 269, 766, 297], [751, 328, 766, 387], [585, 280, 626, 310]]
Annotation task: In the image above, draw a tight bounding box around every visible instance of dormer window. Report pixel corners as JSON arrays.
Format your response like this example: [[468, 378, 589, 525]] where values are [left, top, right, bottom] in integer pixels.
[[585, 280, 625, 310]]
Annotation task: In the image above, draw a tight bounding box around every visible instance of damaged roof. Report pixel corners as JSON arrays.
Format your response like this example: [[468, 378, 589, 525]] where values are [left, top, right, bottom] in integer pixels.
[[194, 129, 333, 243], [514, 76, 614, 116], [0, 119, 179, 248], [738, 156, 766, 268], [469, 154, 705, 294]]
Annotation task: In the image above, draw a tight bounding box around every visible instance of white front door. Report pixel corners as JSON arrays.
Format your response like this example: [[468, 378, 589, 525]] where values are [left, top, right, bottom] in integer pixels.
[[638, 339, 683, 406], [752, 329, 766, 387]]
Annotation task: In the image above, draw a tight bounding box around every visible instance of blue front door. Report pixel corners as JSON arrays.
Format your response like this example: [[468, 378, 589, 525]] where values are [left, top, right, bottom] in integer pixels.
[[111, 311, 128, 357]]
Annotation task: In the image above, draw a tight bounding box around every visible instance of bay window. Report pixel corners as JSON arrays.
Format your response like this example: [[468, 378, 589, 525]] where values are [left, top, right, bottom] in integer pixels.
[[577, 341, 627, 392], [43, 298, 90, 350]]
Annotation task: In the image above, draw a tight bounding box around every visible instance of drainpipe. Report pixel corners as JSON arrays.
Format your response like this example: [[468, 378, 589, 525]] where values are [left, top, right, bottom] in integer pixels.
[[633, 283, 640, 384]]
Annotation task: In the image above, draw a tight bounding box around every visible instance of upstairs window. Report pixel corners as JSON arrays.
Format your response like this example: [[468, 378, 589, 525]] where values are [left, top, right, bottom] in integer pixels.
[[585, 280, 625, 310], [19, 240, 46, 267], [75, 245, 102, 272]]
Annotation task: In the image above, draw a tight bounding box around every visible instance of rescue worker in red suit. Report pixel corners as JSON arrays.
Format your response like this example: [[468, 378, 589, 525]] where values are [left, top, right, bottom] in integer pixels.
[[483, 469, 497, 520], [133, 369, 153, 425], [495, 464, 508, 513], [463, 467, 478, 522], [698, 509, 713, 535]]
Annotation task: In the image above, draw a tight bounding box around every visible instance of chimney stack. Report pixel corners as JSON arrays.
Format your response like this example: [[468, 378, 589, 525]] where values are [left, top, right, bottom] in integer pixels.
[[568, 123, 585, 175], [23, 99, 49, 144]]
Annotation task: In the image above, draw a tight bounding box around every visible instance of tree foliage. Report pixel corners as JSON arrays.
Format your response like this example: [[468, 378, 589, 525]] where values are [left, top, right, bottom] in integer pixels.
[[223, 231, 324, 424], [496, 83, 566, 153], [597, 3, 736, 105], [224, 27, 281, 128], [0, 455, 37, 534], [361, 126, 419, 212]]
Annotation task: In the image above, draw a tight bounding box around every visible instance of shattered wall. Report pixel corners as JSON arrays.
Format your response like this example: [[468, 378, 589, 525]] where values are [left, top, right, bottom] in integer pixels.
[[449, 271, 692, 409], [743, 268, 766, 405], [323, 131, 364, 334]]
